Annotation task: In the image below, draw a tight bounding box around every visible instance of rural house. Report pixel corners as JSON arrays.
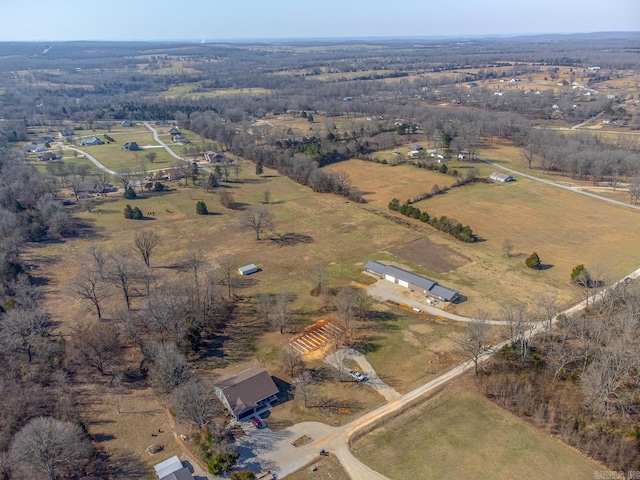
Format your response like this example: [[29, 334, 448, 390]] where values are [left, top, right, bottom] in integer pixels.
[[205, 151, 226, 163], [168, 126, 181, 135], [37, 151, 57, 161], [172, 135, 190, 144], [58, 129, 75, 138], [214, 367, 279, 420], [153, 456, 193, 480], [122, 141, 139, 151], [489, 172, 515, 183], [364, 260, 460, 302], [120, 120, 135, 127], [81, 137, 104, 146]]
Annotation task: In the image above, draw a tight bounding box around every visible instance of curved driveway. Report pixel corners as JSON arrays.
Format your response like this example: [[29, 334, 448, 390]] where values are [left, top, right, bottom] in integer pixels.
[[238, 266, 640, 479]]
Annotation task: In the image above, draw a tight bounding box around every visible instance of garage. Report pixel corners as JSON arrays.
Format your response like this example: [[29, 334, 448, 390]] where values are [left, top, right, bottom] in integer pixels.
[[398, 279, 409, 288], [385, 274, 396, 283]]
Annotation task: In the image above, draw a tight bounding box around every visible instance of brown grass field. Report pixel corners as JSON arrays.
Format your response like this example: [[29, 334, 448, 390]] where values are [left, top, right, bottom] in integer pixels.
[[351, 380, 605, 480], [285, 453, 350, 480], [323, 157, 640, 316]]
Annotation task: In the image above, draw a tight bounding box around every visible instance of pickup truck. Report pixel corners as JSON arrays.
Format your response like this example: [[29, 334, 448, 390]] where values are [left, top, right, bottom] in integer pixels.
[[349, 370, 367, 382]]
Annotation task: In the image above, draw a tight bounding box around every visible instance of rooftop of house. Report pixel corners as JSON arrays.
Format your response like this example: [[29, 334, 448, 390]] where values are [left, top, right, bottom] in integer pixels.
[[215, 367, 278, 417]]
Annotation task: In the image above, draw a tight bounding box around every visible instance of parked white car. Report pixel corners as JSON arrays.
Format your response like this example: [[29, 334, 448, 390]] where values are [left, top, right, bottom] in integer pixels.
[[349, 370, 367, 382]]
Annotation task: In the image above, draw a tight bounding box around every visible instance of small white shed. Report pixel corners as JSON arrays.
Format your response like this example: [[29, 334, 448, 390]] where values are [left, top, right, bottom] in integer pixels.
[[239, 264, 259, 275]]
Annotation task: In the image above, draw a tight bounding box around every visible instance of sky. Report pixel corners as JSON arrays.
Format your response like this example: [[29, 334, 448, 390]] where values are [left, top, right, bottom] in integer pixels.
[[1, 0, 639, 42]]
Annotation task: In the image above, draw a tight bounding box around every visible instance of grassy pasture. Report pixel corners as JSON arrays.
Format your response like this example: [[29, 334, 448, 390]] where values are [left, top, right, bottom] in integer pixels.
[[323, 157, 640, 315], [351, 381, 604, 480], [324, 159, 458, 209], [285, 453, 350, 480]]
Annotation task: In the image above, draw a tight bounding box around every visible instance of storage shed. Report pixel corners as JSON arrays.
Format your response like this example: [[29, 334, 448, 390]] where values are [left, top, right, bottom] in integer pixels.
[[238, 264, 259, 275]]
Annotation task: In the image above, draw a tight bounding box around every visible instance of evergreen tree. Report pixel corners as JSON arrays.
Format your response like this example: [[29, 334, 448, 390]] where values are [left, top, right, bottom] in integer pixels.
[[255, 162, 264, 176], [196, 201, 208, 215], [123, 186, 137, 199], [123, 204, 133, 219], [525, 252, 542, 269]]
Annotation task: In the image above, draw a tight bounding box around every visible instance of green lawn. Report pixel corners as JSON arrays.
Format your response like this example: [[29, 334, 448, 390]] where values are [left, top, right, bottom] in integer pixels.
[[351, 384, 604, 480]]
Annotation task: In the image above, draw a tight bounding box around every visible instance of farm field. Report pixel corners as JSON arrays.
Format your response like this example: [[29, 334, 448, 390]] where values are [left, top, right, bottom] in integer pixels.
[[161, 84, 270, 98], [324, 157, 640, 315], [350, 381, 604, 480]]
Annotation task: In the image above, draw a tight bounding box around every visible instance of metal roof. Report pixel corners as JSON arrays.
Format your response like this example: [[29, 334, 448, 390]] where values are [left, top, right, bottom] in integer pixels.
[[364, 261, 459, 301]]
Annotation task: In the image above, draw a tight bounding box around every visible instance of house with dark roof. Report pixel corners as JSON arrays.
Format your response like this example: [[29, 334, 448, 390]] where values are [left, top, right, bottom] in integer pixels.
[[364, 261, 460, 302], [58, 129, 75, 138], [122, 142, 139, 151], [172, 135, 190, 144], [120, 120, 135, 127], [214, 367, 279, 420], [38, 151, 57, 161], [168, 126, 181, 135], [205, 151, 226, 163]]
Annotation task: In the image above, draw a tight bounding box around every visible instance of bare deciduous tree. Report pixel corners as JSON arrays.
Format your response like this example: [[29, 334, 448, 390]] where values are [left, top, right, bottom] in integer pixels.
[[70, 269, 112, 320], [68, 322, 122, 376], [106, 248, 139, 310], [10, 416, 92, 480], [280, 346, 305, 378], [149, 343, 191, 393], [271, 290, 292, 334], [293, 370, 315, 408], [455, 311, 490, 374], [2, 306, 50, 362], [242, 206, 274, 240], [502, 238, 514, 258], [133, 230, 161, 268], [256, 293, 274, 325], [173, 378, 221, 429]]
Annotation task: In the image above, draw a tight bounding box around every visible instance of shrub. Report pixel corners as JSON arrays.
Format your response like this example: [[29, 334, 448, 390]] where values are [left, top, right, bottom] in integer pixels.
[[196, 201, 208, 215], [208, 452, 239, 475], [438, 163, 448, 174], [388, 198, 401, 211], [132, 206, 143, 220], [154, 181, 165, 191], [231, 471, 257, 480], [525, 252, 542, 269], [123, 204, 133, 219], [571, 264, 591, 286], [123, 186, 137, 199]]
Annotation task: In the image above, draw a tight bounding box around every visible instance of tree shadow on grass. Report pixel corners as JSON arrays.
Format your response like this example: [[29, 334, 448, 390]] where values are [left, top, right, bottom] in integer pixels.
[[270, 233, 314, 247], [92, 447, 151, 479]]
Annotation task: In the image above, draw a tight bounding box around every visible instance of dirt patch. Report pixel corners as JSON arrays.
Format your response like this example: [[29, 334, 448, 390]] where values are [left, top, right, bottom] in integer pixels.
[[389, 238, 470, 273]]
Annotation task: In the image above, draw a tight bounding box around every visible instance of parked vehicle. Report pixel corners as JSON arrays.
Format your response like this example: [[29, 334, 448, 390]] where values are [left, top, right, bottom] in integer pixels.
[[251, 416, 265, 428], [349, 370, 367, 382]]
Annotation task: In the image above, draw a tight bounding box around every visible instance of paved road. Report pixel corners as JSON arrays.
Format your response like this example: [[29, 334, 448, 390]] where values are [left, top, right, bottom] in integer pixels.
[[326, 348, 401, 402], [63, 145, 117, 174], [143, 121, 213, 173], [480, 157, 640, 211], [366, 279, 511, 325], [236, 266, 640, 479]]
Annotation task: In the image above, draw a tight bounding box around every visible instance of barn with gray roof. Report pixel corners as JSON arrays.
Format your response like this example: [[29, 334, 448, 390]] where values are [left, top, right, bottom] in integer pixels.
[[364, 261, 460, 302]]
